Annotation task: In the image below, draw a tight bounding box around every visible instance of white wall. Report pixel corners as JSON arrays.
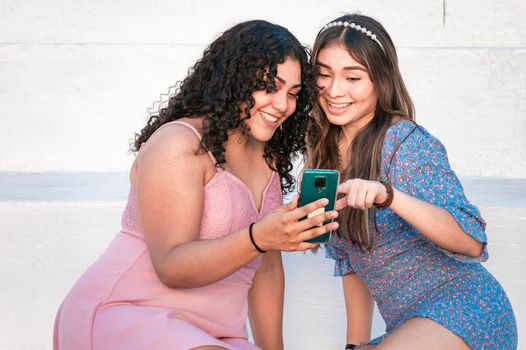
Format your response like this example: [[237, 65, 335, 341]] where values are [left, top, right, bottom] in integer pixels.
[[1, 202, 524, 349], [1, 0, 526, 176], [1, 1, 525, 349]]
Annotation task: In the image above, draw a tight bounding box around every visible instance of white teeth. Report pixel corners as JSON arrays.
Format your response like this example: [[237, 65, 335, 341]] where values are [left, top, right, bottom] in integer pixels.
[[259, 111, 278, 122], [329, 102, 352, 108]]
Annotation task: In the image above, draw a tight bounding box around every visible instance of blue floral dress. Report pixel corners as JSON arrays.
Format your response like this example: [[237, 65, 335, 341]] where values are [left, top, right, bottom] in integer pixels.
[[326, 120, 517, 349]]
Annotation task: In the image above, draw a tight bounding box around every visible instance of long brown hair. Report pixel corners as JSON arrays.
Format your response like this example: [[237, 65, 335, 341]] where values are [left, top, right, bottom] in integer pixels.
[[306, 14, 415, 250]]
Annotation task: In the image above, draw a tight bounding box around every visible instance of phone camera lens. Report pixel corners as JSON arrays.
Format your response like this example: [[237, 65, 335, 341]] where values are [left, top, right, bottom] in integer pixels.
[[314, 177, 326, 188]]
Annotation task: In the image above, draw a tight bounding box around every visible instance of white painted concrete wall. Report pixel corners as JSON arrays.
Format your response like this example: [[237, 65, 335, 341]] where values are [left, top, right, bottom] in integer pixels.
[[1, 0, 526, 177], [1, 1, 525, 349], [1, 201, 524, 349]]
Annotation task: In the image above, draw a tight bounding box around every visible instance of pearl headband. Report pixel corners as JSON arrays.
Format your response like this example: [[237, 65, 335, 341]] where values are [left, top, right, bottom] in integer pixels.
[[320, 21, 384, 51]]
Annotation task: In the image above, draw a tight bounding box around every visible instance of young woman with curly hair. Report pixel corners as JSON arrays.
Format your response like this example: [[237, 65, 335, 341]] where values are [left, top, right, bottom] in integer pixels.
[[53, 20, 337, 350], [306, 13, 517, 350]]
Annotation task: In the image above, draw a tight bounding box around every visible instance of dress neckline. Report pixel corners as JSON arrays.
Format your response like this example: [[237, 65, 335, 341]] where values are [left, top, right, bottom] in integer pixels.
[[135, 119, 278, 215], [220, 170, 276, 215]]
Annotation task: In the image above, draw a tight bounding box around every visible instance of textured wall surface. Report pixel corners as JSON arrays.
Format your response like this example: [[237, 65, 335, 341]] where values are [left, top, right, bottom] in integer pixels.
[[1, 201, 524, 349], [1, 0, 525, 349], [1, 0, 525, 176]]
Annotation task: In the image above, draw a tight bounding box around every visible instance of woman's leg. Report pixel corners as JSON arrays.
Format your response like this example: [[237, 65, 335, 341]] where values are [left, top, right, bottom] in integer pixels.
[[374, 317, 470, 350]]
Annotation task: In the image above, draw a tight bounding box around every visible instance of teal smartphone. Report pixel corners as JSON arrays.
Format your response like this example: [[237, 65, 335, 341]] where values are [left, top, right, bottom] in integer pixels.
[[298, 169, 340, 243]]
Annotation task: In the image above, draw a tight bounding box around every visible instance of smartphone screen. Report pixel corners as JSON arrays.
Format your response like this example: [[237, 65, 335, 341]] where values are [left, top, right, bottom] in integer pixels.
[[298, 169, 339, 243]]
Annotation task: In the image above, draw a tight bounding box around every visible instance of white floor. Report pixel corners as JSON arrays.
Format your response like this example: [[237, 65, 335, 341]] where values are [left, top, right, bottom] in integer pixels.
[[0, 176, 524, 349]]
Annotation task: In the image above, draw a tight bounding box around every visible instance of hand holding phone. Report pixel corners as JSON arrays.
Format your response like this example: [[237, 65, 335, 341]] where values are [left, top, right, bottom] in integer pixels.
[[298, 169, 340, 243]]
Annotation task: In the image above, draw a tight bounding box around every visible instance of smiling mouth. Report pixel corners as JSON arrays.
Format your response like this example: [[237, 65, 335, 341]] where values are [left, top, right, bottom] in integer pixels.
[[259, 111, 278, 123], [328, 102, 352, 108]]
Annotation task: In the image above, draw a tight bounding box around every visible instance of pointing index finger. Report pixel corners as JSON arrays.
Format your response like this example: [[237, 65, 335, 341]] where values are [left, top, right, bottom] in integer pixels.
[[338, 181, 351, 194], [335, 197, 348, 210]]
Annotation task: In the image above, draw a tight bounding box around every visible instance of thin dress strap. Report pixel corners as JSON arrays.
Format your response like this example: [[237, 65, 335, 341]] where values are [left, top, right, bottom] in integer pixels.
[[141, 120, 218, 165]]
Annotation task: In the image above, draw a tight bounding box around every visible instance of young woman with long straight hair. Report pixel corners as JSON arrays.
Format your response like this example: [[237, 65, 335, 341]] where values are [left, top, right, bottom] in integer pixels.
[[306, 13, 517, 350]]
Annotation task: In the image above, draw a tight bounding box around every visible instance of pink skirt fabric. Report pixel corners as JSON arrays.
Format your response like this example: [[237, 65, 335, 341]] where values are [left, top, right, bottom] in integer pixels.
[[54, 232, 263, 350], [91, 305, 260, 350], [54, 121, 283, 349]]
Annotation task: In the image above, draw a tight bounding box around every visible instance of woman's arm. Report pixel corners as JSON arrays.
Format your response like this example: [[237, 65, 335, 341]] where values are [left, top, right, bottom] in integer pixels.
[[248, 250, 285, 349], [343, 273, 373, 345], [336, 179, 483, 258], [337, 123, 486, 259], [389, 188, 484, 257], [137, 124, 338, 289], [137, 124, 255, 288]]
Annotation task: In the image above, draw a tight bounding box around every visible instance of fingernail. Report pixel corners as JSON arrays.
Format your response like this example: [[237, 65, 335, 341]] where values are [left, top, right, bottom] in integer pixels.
[[322, 198, 329, 205], [331, 211, 338, 218], [332, 222, 339, 229]]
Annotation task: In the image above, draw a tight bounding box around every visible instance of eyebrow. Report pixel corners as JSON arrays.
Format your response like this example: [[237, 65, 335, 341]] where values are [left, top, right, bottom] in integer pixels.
[[316, 61, 367, 72], [276, 75, 301, 89]]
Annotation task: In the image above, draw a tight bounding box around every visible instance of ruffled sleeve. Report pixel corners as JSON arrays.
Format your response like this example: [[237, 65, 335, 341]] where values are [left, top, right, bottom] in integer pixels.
[[325, 233, 355, 276], [382, 121, 488, 262]]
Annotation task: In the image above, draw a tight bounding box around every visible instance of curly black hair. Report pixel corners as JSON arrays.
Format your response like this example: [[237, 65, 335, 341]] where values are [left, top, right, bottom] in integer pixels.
[[132, 20, 316, 193]]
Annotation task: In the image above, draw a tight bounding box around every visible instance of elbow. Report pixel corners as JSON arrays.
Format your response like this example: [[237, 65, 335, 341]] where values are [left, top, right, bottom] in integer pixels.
[[157, 271, 200, 289], [156, 269, 184, 289], [150, 251, 204, 289], [155, 264, 216, 289], [151, 258, 179, 288], [159, 275, 182, 289], [154, 263, 197, 289], [466, 241, 484, 258]]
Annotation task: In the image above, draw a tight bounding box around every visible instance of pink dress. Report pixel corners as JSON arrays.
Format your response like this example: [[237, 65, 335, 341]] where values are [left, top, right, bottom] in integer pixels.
[[53, 121, 283, 350]]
